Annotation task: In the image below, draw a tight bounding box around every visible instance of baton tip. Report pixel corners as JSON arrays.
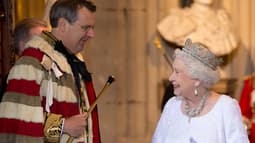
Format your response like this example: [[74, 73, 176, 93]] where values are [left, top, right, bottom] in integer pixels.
[[107, 75, 115, 84]]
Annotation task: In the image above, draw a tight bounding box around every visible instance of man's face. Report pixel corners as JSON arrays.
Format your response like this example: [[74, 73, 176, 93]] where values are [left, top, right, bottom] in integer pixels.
[[63, 7, 95, 54]]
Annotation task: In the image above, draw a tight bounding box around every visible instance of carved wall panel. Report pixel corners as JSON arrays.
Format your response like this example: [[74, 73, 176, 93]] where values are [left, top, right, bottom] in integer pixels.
[[0, 0, 14, 86]]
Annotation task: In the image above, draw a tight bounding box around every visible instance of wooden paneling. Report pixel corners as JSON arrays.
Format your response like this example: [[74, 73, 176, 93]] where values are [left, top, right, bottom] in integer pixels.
[[14, 0, 45, 22], [0, 0, 14, 86]]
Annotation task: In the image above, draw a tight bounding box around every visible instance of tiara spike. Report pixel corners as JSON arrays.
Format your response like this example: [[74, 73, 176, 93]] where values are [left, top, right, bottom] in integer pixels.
[[182, 39, 222, 70]]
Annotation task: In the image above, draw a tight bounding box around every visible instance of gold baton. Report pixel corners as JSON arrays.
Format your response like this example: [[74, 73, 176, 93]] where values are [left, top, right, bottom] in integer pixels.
[[67, 75, 115, 143], [87, 75, 115, 114]]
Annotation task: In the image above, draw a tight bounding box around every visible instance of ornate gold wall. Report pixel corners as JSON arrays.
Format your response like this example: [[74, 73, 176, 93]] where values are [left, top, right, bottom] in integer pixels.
[[14, 0, 45, 23]]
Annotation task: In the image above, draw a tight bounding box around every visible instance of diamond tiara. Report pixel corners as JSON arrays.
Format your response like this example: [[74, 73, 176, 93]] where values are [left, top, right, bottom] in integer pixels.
[[182, 39, 222, 70]]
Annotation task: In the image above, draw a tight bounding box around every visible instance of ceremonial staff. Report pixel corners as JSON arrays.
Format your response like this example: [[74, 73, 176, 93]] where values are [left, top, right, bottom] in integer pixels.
[[67, 75, 115, 143]]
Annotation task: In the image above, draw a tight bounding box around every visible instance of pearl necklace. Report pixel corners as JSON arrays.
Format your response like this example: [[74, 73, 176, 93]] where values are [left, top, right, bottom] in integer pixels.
[[184, 92, 209, 118]]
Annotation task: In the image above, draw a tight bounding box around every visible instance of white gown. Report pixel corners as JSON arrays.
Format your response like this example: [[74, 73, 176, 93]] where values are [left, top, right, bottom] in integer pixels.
[[152, 95, 250, 143]]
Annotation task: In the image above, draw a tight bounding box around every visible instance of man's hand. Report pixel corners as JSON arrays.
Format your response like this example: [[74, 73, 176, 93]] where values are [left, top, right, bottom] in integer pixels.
[[63, 113, 88, 137]]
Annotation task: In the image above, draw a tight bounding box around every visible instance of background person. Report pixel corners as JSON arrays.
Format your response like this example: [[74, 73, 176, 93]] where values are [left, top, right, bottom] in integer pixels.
[[0, 18, 48, 101], [13, 18, 48, 57]]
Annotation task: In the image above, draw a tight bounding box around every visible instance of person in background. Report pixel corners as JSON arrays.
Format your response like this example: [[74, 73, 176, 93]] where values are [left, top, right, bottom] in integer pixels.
[[0, 18, 48, 101], [239, 75, 255, 142], [161, 81, 175, 112], [0, 0, 101, 143], [13, 18, 48, 56], [152, 38, 249, 143]]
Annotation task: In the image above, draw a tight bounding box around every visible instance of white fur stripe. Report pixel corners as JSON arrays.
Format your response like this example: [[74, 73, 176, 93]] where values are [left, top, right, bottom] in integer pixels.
[[0, 102, 44, 123], [81, 83, 93, 143], [40, 80, 77, 103], [8, 64, 43, 85], [26, 36, 72, 74]]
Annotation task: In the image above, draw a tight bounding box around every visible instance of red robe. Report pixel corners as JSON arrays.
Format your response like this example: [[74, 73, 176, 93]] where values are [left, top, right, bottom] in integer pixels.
[[0, 34, 101, 143], [239, 77, 255, 142]]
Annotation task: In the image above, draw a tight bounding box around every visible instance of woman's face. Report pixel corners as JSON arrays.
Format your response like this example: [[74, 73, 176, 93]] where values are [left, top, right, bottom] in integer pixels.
[[169, 59, 197, 98]]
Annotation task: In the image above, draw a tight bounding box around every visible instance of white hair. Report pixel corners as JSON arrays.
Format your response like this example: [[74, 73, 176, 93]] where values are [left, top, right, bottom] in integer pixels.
[[174, 48, 220, 88]]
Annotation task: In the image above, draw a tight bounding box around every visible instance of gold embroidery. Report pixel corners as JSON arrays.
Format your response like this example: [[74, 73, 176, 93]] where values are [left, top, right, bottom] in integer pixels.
[[44, 112, 63, 143]]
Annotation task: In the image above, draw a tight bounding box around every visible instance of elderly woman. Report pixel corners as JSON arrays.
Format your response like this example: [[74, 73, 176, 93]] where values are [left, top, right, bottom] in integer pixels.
[[152, 39, 249, 143]]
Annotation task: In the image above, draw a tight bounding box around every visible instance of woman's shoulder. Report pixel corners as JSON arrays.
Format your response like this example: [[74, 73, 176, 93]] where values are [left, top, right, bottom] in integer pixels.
[[216, 94, 240, 111], [164, 96, 182, 108], [218, 94, 238, 104], [161, 96, 182, 116]]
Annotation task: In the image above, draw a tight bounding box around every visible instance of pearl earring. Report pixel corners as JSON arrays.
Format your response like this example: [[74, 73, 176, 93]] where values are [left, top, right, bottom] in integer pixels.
[[194, 84, 198, 96]]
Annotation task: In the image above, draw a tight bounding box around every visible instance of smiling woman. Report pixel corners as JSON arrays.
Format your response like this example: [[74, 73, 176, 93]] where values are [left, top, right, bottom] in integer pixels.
[[152, 39, 249, 143]]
